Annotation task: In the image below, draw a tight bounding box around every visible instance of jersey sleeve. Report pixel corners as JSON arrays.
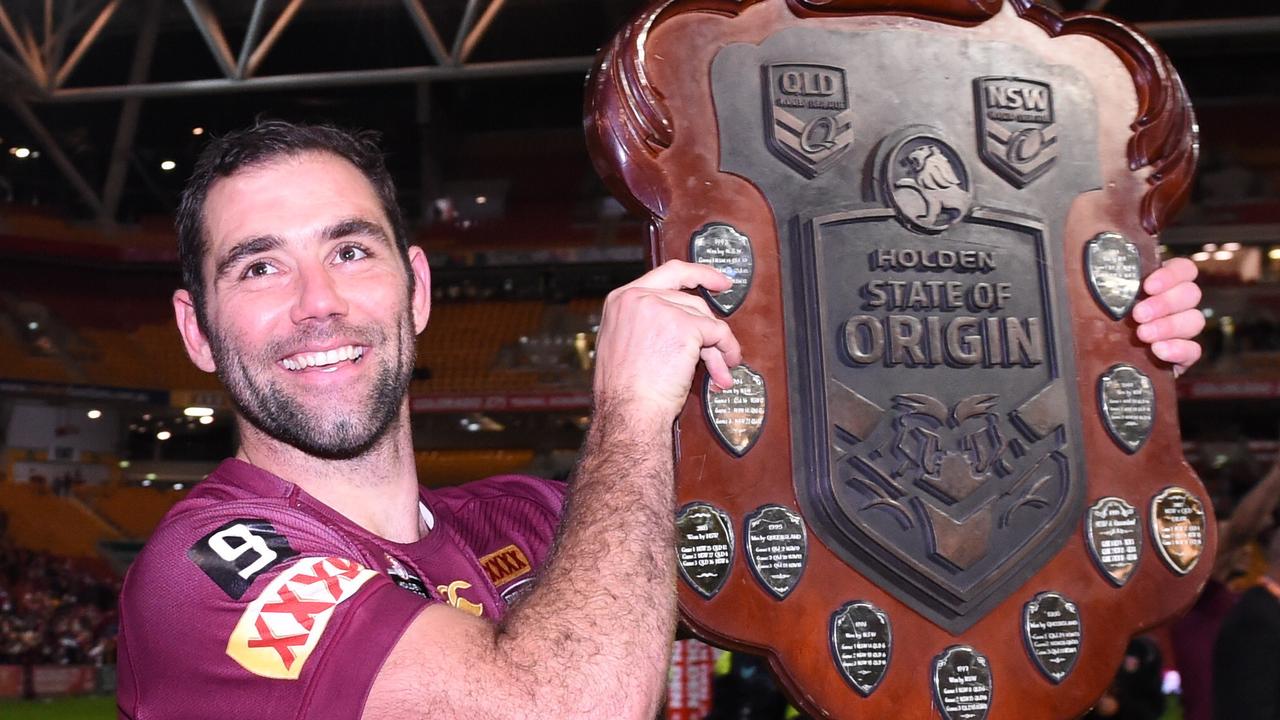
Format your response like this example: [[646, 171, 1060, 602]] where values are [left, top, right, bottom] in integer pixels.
[[433, 475, 567, 609], [117, 505, 430, 720]]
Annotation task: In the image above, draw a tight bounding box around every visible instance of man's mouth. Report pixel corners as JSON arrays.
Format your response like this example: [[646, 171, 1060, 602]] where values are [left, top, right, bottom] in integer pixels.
[[280, 345, 366, 372]]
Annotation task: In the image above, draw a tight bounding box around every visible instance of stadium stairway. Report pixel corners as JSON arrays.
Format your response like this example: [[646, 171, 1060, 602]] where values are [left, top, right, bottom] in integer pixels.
[[0, 482, 124, 558]]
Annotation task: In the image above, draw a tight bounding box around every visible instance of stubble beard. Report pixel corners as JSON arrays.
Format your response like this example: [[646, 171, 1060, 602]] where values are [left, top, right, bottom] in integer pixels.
[[208, 308, 416, 460]]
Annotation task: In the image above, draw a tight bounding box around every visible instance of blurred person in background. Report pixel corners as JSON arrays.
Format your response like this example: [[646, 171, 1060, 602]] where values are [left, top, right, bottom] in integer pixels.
[[1083, 637, 1165, 720], [1213, 521, 1280, 719], [1173, 441, 1280, 720]]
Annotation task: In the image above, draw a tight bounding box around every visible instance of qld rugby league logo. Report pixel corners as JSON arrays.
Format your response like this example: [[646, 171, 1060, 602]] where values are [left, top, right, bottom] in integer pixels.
[[764, 64, 854, 178], [974, 77, 1058, 187]]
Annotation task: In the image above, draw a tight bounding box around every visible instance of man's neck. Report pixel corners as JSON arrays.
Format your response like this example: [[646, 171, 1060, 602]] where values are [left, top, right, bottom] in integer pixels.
[[233, 406, 424, 543]]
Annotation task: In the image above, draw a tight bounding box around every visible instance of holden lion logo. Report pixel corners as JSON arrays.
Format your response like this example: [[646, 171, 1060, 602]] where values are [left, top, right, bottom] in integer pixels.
[[763, 64, 854, 178], [881, 130, 972, 233], [975, 77, 1059, 187]]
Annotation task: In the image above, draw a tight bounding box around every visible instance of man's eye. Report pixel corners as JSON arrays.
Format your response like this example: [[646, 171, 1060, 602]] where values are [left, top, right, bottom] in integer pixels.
[[335, 245, 369, 263], [242, 261, 277, 279]]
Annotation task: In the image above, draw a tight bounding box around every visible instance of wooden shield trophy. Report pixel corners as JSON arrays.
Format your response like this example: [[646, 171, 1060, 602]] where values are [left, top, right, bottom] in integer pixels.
[[586, 1, 1211, 718]]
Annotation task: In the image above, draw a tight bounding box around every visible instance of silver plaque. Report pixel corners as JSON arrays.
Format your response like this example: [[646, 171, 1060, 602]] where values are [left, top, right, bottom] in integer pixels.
[[1023, 592, 1081, 683], [932, 645, 992, 720], [1150, 487, 1206, 575], [830, 601, 892, 697], [745, 505, 807, 599], [691, 223, 755, 316], [1098, 364, 1154, 453], [1085, 497, 1142, 586], [704, 364, 767, 456], [1085, 232, 1142, 320], [675, 503, 735, 598]]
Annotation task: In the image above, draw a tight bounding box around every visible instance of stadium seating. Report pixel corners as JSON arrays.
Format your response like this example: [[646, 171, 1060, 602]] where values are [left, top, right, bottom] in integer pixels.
[[76, 484, 189, 540], [0, 482, 123, 558], [415, 449, 536, 487]]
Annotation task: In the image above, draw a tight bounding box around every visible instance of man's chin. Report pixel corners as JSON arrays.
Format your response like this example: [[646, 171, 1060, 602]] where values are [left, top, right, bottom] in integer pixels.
[[265, 420, 386, 460]]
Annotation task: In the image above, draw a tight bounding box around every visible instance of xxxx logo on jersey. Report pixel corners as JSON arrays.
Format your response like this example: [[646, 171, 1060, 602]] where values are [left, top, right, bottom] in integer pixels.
[[226, 556, 379, 679]]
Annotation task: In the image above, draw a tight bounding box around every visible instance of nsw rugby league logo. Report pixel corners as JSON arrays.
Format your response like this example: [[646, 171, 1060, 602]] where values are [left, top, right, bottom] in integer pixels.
[[763, 64, 854, 178], [974, 76, 1058, 187]]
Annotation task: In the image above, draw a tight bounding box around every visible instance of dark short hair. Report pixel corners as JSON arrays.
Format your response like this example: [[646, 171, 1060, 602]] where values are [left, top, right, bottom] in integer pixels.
[[175, 119, 411, 328]]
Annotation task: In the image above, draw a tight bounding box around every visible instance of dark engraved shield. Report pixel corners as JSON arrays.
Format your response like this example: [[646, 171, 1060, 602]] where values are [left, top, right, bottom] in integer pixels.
[[704, 365, 767, 456], [830, 601, 891, 696], [713, 25, 1093, 635], [676, 503, 735, 598], [974, 77, 1058, 188], [801, 201, 1081, 633], [1085, 497, 1142, 586], [745, 505, 808, 598], [1099, 365, 1155, 453], [586, 2, 1210, 718], [763, 64, 854, 178], [933, 645, 993, 720], [691, 223, 755, 316], [1023, 592, 1081, 683], [1085, 233, 1142, 320], [1150, 487, 1206, 575]]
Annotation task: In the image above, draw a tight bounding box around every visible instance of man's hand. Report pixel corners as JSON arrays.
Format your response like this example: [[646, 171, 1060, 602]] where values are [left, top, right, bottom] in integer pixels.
[[593, 260, 744, 426], [1132, 257, 1204, 376]]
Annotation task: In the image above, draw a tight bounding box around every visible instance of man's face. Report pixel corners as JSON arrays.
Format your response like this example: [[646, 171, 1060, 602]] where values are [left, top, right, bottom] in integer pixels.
[[175, 151, 430, 458]]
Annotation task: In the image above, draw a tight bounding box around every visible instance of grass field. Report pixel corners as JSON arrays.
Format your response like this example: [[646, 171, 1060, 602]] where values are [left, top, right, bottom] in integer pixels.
[[0, 696, 115, 719]]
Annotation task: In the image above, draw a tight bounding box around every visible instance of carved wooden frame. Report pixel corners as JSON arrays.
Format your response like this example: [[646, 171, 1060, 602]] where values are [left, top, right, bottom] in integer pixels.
[[586, 2, 1207, 718]]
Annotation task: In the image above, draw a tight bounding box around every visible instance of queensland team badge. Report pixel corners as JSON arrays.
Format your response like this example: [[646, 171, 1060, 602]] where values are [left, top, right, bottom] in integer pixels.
[[764, 64, 854, 178]]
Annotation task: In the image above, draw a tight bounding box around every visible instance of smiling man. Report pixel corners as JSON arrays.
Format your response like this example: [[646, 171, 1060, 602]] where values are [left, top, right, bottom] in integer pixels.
[[115, 120, 1204, 719]]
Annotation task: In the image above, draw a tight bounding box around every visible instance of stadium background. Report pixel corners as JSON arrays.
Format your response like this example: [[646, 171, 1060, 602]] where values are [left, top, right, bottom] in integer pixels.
[[0, 0, 1277, 716]]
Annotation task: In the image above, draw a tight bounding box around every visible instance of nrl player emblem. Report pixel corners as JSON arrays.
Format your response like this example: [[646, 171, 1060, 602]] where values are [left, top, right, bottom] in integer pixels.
[[975, 77, 1059, 187], [763, 64, 854, 178]]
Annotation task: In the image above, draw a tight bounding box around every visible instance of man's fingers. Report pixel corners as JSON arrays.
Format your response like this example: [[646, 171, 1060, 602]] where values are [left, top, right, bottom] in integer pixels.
[[621, 259, 733, 294], [696, 310, 743, 371], [701, 347, 734, 390], [1142, 256, 1198, 296], [1150, 339, 1202, 376], [644, 286, 723, 319], [1132, 280, 1202, 324], [1136, 307, 1206, 344]]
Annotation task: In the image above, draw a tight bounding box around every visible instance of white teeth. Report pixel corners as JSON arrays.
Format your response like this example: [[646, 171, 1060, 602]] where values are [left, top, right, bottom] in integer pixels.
[[280, 345, 364, 371]]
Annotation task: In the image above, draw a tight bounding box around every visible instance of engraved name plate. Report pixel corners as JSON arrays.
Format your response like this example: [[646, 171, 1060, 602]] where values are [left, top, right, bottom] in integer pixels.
[[830, 601, 892, 697], [1150, 487, 1206, 575], [1085, 497, 1142, 586], [745, 505, 808, 599], [1023, 592, 1081, 683], [1099, 364, 1154, 453], [704, 364, 767, 456], [676, 503, 734, 598], [1085, 232, 1142, 320], [933, 645, 992, 720], [691, 223, 755, 316]]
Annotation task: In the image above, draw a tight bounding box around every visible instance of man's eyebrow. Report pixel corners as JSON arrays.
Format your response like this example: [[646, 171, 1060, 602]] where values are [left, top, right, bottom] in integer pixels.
[[214, 235, 282, 280], [322, 217, 391, 247]]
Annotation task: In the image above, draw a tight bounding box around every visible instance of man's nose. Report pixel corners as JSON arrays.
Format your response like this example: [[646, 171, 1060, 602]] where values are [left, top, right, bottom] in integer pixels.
[[290, 261, 349, 324]]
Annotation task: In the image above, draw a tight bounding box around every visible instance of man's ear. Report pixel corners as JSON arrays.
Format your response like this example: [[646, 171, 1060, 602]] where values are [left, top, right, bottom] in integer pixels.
[[408, 245, 431, 335], [173, 289, 217, 373]]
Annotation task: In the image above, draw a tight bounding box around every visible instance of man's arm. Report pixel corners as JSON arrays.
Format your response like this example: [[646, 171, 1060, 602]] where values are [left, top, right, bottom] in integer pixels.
[[365, 260, 740, 719], [1213, 444, 1280, 581]]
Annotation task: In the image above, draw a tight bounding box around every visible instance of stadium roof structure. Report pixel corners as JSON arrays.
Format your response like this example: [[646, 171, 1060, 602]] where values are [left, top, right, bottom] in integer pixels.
[[0, 0, 1277, 230]]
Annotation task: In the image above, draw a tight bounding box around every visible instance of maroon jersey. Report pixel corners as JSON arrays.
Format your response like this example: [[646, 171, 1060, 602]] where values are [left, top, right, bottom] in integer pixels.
[[117, 459, 565, 719]]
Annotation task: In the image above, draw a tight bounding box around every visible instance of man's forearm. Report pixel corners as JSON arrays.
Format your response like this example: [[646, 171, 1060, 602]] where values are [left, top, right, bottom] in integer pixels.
[[496, 398, 678, 717]]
